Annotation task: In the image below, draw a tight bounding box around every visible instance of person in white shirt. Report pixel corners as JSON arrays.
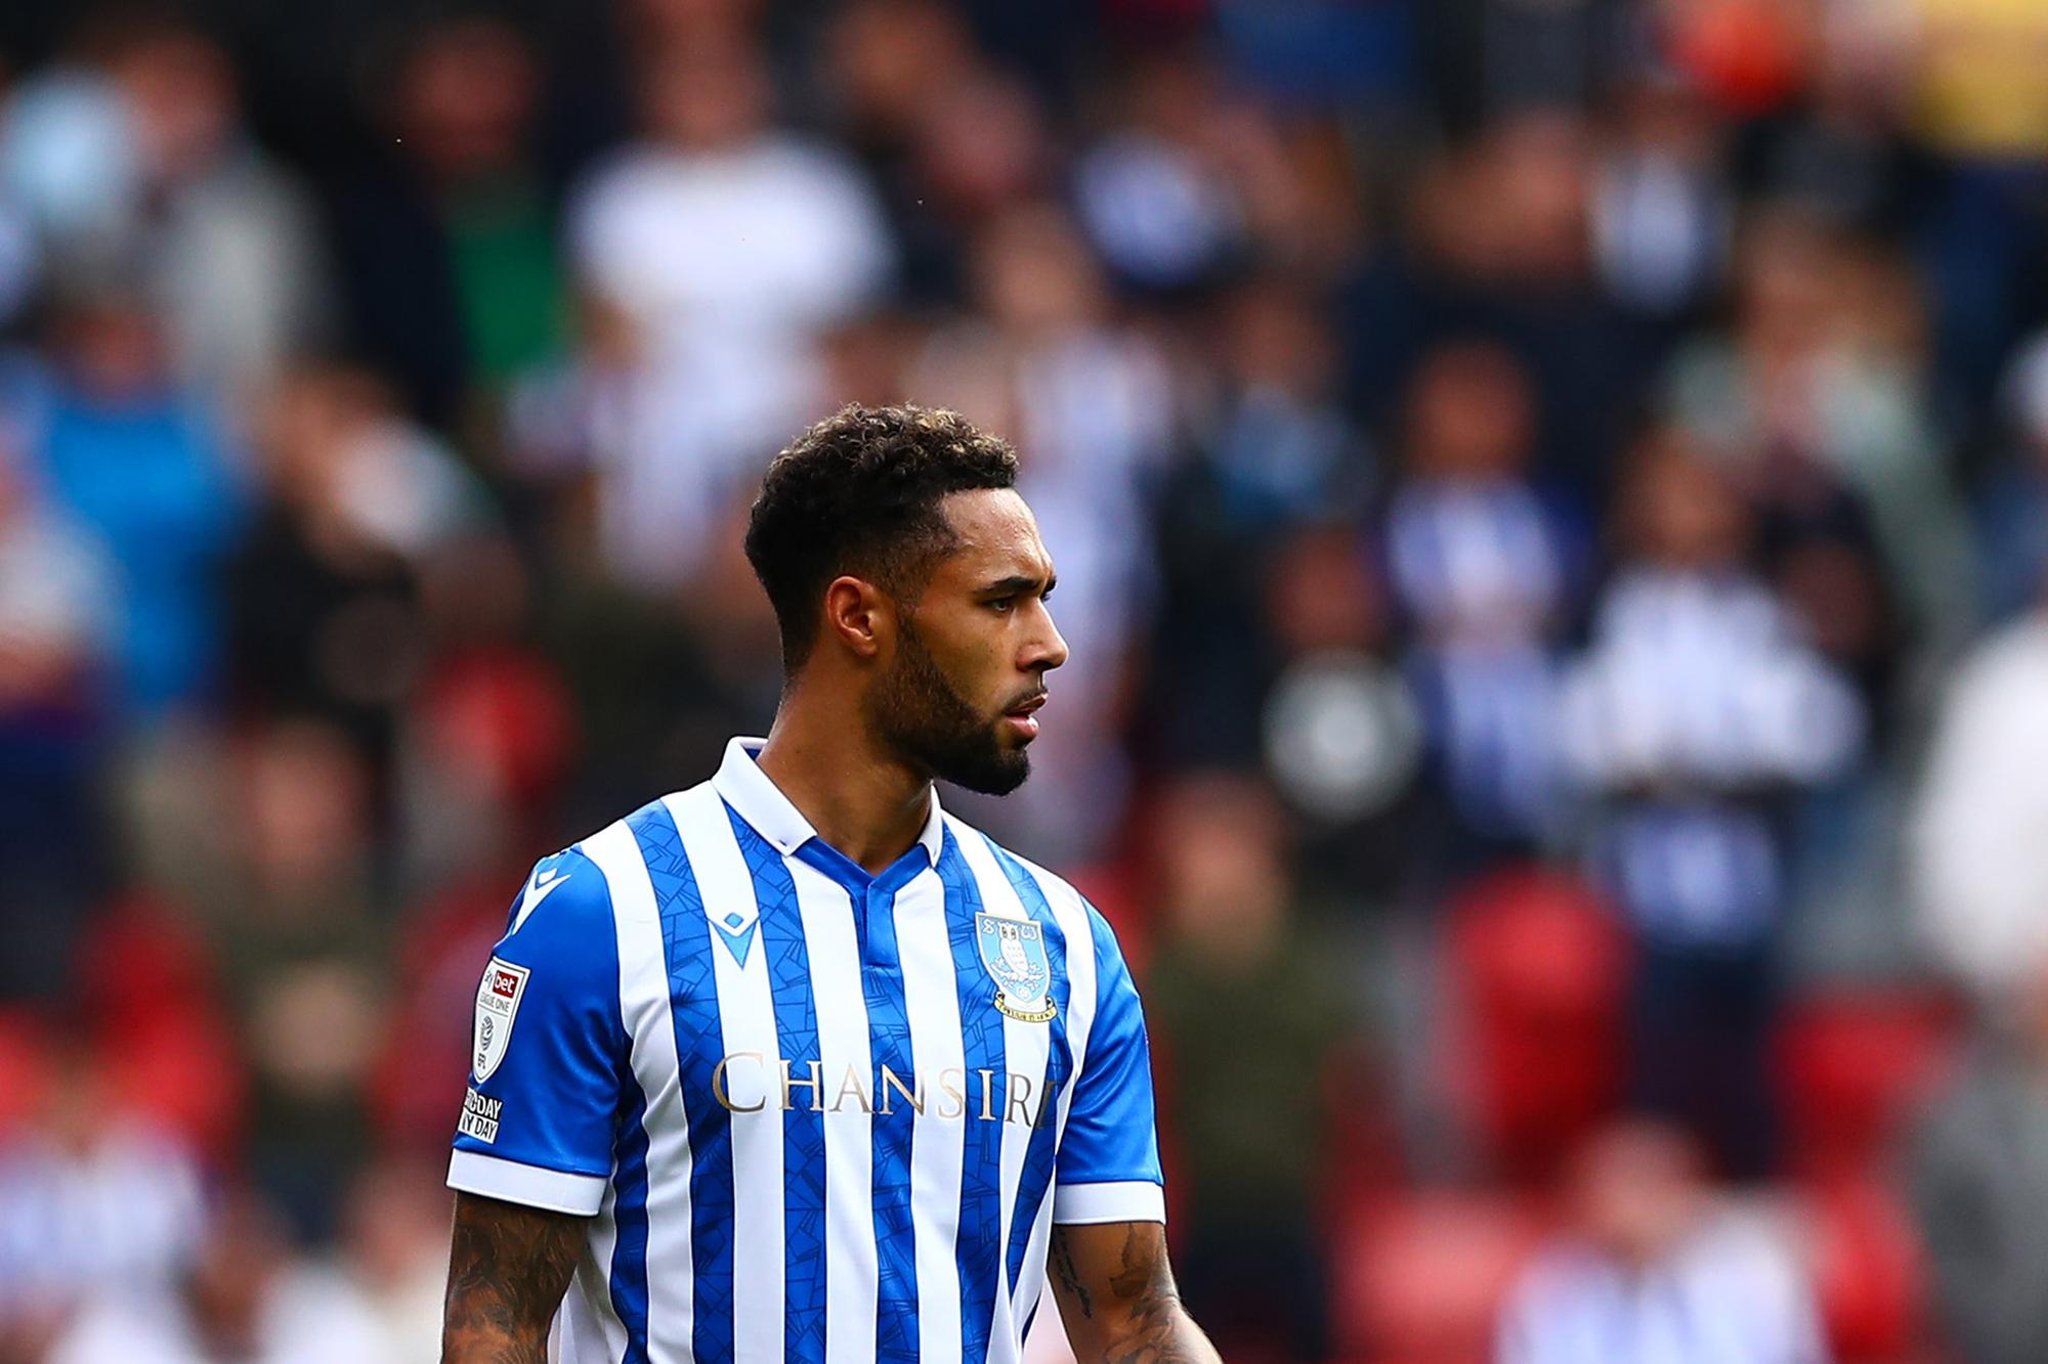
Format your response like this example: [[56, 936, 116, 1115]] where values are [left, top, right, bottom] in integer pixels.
[[566, 34, 894, 591], [1497, 1119, 1830, 1364]]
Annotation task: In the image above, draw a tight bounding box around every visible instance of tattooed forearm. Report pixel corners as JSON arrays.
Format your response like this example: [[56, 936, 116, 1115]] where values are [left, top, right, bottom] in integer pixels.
[[1048, 1223, 1222, 1364], [1052, 1225, 1094, 1319], [441, 1192, 584, 1364]]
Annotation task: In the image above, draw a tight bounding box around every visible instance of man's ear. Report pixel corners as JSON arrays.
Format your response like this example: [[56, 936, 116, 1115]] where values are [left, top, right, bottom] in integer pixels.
[[823, 575, 893, 661]]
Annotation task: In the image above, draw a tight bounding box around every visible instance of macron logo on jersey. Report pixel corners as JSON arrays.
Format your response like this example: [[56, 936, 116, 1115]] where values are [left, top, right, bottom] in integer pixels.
[[513, 862, 570, 931]]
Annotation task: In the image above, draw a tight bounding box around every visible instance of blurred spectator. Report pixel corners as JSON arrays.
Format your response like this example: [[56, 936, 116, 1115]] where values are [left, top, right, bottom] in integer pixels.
[[1906, 0, 2048, 409], [20, 272, 244, 724], [1145, 276, 1372, 775], [1205, 278, 1370, 527], [186, 720, 390, 1243], [225, 366, 425, 771], [1740, 8, 1916, 235], [100, 14, 331, 406], [0, 435, 115, 1000], [910, 202, 1174, 860], [1591, 74, 1732, 321], [1911, 589, 2048, 1007], [1387, 340, 1582, 869], [565, 31, 892, 589], [1975, 330, 2048, 623], [1256, 525, 1421, 903], [45, 1189, 385, 1364], [1344, 109, 1651, 497], [0, 37, 135, 250], [1665, 207, 1973, 655], [0, 1040, 206, 1357], [335, 1159, 450, 1364], [330, 16, 562, 426], [1910, 955, 2048, 1364], [3, 12, 329, 405], [225, 362, 496, 795], [1496, 1118, 1831, 1364], [821, 0, 1013, 305], [1072, 50, 1247, 297], [1143, 773, 1353, 1364], [1559, 429, 1862, 1175]]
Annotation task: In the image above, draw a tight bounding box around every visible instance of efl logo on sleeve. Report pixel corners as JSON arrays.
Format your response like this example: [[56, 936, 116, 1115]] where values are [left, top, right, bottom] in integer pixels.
[[472, 957, 531, 1083]]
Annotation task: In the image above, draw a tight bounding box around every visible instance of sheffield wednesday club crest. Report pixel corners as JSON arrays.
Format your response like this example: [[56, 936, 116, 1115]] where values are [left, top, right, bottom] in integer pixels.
[[975, 913, 1057, 1023]]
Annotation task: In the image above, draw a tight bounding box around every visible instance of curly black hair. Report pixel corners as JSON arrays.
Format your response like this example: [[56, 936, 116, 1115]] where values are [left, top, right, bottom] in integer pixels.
[[744, 403, 1020, 671]]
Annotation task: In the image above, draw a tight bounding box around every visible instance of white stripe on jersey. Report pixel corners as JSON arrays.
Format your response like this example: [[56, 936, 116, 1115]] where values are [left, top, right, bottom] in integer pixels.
[[583, 818, 697, 1362], [950, 825, 1048, 1339], [1016, 855, 1099, 1317], [893, 869, 967, 1364], [667, 785, 787, 1364]]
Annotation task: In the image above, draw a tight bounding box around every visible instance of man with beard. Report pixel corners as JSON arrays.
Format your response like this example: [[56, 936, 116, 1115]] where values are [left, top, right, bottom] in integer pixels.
[[441, 404, 1219, 1364]]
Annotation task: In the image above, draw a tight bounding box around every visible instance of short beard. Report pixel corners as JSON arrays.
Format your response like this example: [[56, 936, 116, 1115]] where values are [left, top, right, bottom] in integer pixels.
[[868, 615, 1031, 796]]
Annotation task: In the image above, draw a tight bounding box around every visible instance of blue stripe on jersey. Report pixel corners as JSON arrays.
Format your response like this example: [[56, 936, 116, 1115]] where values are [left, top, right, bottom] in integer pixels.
[[983, 840, 1075, 1301], [936, 829, 1007, 1361], [627, 800, 735, 1364], [607, 1075, 654, 1363], [861, 869, 920, 1364], [726, 802, 828, 1364]]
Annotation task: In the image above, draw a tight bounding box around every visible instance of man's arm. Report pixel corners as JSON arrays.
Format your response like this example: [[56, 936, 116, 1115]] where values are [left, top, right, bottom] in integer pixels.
[[1046, 1221, 1222, 1364], [442, 1191, 585, 1364]]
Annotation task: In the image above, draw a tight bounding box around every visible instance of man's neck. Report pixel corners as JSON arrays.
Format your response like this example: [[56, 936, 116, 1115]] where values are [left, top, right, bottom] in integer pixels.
[[753, 698, 934, 876]]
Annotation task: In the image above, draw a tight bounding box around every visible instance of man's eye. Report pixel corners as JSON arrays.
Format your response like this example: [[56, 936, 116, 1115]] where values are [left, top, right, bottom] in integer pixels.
[[988, 597, 1016, 613]]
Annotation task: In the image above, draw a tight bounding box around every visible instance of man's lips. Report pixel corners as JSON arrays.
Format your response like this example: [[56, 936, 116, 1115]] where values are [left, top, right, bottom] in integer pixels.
[[1004, 693, 1047, 737]]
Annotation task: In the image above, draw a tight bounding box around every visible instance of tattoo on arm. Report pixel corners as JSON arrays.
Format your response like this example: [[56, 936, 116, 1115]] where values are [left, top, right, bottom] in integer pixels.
[[1051, 1225, 1094, 1319], [442, 1192, 584, 1364], [1048, 1223, 1221, 1364]]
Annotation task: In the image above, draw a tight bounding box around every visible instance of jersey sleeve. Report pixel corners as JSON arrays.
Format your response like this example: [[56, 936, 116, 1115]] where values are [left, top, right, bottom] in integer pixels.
[[447, 847, 626, 1216], [1053, 903, 1166, 1224]]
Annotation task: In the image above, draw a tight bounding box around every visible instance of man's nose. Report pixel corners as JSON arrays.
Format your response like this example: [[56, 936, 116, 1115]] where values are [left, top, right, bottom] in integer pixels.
[[1027, 606, 1069, 673]]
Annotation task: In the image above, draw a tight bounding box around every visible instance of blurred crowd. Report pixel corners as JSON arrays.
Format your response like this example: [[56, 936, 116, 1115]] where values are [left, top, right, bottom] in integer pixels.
[[2, 0, 2048, 1361]]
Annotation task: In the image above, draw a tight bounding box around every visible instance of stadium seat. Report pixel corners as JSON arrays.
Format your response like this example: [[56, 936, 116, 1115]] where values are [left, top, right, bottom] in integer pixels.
[[0, 1008, 50, 1135], [72, 895, 245, 1160], [1442, 865, 1630, 1186], [1774, 991, 1961, 1182], [1329, 1189, 1551, 1364], [1798, 1174, 1931, 1363]]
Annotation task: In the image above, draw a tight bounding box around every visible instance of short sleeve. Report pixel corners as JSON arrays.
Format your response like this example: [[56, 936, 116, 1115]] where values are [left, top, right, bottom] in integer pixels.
[[448, 847, 625, 1216], [1053, 904, 1166, 1224]]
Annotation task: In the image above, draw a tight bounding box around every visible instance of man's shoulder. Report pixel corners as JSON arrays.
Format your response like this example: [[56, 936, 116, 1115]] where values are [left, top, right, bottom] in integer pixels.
[[938, 813, 1116, 949], [547, 777, 764, 926]]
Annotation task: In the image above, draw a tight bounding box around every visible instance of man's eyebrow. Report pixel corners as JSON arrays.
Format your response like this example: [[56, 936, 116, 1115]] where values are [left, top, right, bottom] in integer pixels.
[[979, 573, 1056, 596]]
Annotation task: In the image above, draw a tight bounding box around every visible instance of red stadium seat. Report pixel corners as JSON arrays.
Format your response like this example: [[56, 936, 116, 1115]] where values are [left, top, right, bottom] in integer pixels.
[[71, 895, 244, 1160], [1774, 991, 1961, 1182], [1442, 865, 1630, 1186], [1329, 1190, 1551, 1364], [1798, 1174, 1932, 1363], [0, 1008, 51, 1135]]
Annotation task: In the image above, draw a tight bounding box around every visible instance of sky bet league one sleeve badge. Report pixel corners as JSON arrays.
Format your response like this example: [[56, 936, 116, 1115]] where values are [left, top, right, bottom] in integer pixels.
[[976, 913, 1057, 1023], [472, 956, 531, 1083]]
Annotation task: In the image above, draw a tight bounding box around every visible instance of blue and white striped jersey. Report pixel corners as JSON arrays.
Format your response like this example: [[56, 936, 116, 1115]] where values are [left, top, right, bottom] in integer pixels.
[[448, 737, 1165, 1364]]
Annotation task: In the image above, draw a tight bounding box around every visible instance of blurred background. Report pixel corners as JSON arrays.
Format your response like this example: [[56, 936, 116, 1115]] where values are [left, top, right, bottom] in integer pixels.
[[1, 0, 2047, 1360]]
